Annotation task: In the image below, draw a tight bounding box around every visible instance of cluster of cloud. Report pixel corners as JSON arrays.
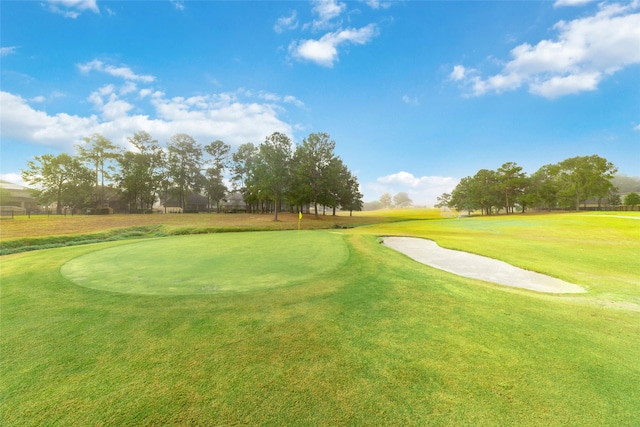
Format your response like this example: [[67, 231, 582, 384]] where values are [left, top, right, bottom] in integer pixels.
[[78, 59, 155, 83], [450, 0, 640, 99], [45, 0, 99, 18], [1, 46, 18, 57], [289, 25, 379, 68], [367, 171, 459, 206], [0, 59, 302, 155], [553, 0, 596, 6], [277, 0, 384, 67], [170, 0, 185, 11]]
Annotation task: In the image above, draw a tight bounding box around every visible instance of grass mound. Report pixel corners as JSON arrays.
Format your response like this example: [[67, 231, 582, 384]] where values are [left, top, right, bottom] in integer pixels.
[[60, 230, 348, 295]]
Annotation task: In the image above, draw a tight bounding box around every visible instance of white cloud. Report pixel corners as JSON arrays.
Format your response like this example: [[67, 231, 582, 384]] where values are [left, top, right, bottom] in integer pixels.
[[529, 72, 601, 98], [29, 91, 65, 104], [120, 81, 138, 96], [554, 0, 597, 7], [0, 91, 100, 150], [241, 90, 305, 108], [364, 0, 392, 10], [170, 0, 185, 11], [449, 65, 468, 81], [1, 46, 18, 57], [139, 88, 153, 98], [45, 0, 99, 18], [283, 95, 305, 107], [101, 95, 135, 120], [367, 171, 459, 206], [0, 173, 29, 187], [452, 1, 640, 98], [634, 124, 640, 131], [0, 86, 297, 157], [78, 60, 156, 83], [309, 0, 347, 31], [274, 11, 298, 33], [289, 24, 379, 67], [401, 95, 419, 106]]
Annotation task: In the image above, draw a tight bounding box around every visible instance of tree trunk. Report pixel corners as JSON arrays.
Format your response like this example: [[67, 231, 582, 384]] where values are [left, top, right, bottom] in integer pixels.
[[56, 186, 63, 215], [505, 192, 510, 215], [576, 193, 581, 212]]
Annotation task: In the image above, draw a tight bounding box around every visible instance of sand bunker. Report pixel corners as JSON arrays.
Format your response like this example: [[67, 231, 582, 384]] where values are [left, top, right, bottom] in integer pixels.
[[382, 237, 585, 293]]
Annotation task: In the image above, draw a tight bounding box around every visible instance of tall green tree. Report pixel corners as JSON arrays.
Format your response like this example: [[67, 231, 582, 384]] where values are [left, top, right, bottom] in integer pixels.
[[435, 193, 452, 209], [529, 164, 561, 210], [393, 192, 413, 208], [204, 140, 231, 212], [76, 133, 120, 208], [318, 157, 346, 215], [204, 140, 230, 172], [336, 165, 363, 216], [231, 142, 258, 212], [293, 132, 338, 219], [379, 193, 393, 209], [556, 155, 617, 211], [624, 192, 640, 207], [203, 167, 227, 212], [21, 153, 94, 214], [166, 133, 204, 211], [449, 176, 475, 214], [255, 132, 293, 221], [497, 162, 527, 214], [115, 131, 166, 212], [471, 169, 501, 215]]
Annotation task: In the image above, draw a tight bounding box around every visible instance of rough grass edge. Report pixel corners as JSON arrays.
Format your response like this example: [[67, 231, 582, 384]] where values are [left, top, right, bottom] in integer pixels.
[[0, 225, 168, 256], [0, 225, 300, 255]]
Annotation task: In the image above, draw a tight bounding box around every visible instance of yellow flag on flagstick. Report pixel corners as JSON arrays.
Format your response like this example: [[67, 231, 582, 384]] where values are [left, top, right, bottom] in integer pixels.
[[298, 211, 302, 232]]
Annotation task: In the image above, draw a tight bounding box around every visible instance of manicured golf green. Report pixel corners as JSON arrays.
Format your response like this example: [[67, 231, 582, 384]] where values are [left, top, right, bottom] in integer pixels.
[[2, 212, 639, 426], [61, 230, 348, 294]]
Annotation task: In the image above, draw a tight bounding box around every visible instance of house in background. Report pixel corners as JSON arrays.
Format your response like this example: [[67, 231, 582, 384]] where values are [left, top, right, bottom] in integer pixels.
[[0, 180, 39, 214], [160, 193, 209, 213]]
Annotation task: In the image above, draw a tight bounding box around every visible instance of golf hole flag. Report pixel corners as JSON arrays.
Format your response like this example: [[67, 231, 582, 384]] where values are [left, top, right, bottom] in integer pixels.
[[298, 211, 302, 231]]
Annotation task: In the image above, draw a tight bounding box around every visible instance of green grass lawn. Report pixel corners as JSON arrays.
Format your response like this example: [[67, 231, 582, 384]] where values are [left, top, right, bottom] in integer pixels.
[[1, 211, 639, 425], [363, 212, 640, 301], [61, 230, 348, 294]]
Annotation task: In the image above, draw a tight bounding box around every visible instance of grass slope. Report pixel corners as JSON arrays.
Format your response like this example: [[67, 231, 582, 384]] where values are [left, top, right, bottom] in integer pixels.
[[1, 211, 639, 425]]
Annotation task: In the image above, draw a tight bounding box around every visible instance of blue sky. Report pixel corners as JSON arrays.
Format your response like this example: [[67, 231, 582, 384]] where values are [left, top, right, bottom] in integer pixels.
[[1, 0, 639, 205]]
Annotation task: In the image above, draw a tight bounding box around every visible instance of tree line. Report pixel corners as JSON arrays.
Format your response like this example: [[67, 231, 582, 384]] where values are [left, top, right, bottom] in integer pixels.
[[436, 155, 624, 214], [21, 131, 363, 219]]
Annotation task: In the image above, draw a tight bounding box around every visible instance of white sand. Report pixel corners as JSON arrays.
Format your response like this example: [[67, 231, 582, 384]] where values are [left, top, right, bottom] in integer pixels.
[[382, 237, 585, 293]]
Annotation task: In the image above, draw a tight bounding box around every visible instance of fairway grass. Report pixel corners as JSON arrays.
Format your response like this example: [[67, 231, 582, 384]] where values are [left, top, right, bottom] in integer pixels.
[[61, 231, 348, 294], [2, 212, 639, 425], [362, 212, 640, 302]]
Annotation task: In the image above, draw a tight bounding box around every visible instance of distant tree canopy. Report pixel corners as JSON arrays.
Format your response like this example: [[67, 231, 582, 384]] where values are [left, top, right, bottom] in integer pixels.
[[393, 192, 413, 208], [22, 153, 94, 214], [376, 192, 413, 209], [444, 155, 619, 214], [21, 131, 363, 216], [624, 192, 640, 207]]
